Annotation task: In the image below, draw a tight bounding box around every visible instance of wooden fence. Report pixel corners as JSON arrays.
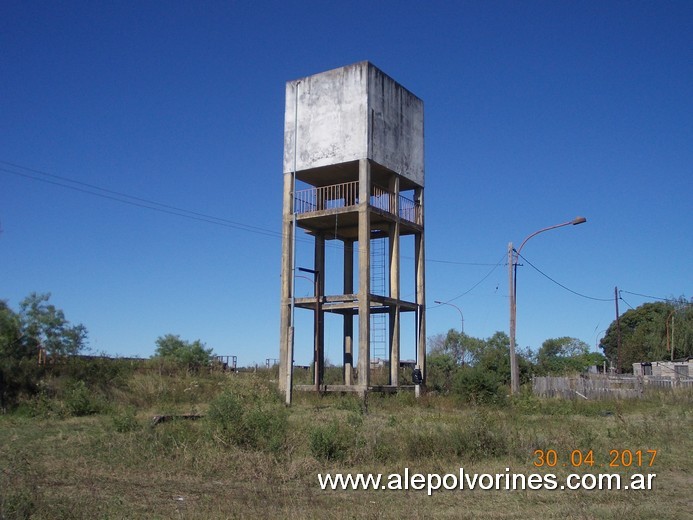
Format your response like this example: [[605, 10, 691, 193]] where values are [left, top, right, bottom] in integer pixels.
[[532, 375, 693, 400]]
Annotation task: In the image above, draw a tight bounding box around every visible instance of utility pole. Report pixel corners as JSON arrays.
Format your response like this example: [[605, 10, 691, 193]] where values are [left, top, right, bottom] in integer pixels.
[[614, 286, 622, 374], [508, 242, 519, 394], [671, 311, 676, 362], [508, 217, 586, 394]]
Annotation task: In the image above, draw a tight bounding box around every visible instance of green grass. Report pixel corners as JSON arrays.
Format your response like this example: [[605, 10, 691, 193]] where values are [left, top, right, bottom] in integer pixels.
[[0, 369, 691, 519]]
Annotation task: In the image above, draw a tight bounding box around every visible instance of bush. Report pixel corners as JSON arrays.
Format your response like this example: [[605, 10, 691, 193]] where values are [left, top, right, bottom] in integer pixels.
[[53, 357, 133, 393], [207, 386, 288, 454], [309, 420, 351, 462], [426, 352, 457, 393], [21, 390, 60, 418], [453, 367, 505, 404], [0, 359, 45, 412], [449, 413, 509, 461], [112, 407, 141, 433], [153, 334, 213, 372], [64, 380, 102, 416]]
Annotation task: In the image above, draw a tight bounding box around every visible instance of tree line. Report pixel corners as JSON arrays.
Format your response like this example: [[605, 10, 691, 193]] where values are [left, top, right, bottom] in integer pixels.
[[0, 293, 216, 411], [2, 292, 690, 409], [599, 298, 693, 372], [426, 330, 605, 402], [426, 296, 692, 401]]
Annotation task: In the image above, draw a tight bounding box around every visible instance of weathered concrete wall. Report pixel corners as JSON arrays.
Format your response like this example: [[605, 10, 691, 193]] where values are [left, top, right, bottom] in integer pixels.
[[367, 65, 425, 187], [283, 61, 424, 187]]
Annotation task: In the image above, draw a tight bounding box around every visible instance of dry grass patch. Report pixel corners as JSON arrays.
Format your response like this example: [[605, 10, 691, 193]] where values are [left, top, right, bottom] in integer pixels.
[[1, 372, 690, 519]]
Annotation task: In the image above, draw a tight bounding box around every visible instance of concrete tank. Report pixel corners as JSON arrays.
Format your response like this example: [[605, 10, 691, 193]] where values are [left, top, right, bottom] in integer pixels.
[[283, 61, 424, 188]]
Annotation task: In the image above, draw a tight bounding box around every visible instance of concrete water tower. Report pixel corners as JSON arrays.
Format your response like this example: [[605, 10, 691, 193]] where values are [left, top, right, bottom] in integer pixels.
[[278, 62, 425, 400]]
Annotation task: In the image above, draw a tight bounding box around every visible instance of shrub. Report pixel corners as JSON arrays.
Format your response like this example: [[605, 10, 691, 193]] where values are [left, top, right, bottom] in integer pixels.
[[453, 367, 505, 404], [54, 357, 133, 393], [153, 334, 213, 373], [64, 380, 102, 416], [0, 359, 45, 412], [207, 387, 288, 454], [309, 420, 351, 462], [448, 413, 509, 461], [426, 352, 457, 393], [21, 390, 60, 418], [112, 407, 141, 433]]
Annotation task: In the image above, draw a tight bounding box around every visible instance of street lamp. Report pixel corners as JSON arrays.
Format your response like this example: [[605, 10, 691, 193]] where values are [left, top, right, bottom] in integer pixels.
[[433, 301, 464, 334], [508, 216, 587, 395]]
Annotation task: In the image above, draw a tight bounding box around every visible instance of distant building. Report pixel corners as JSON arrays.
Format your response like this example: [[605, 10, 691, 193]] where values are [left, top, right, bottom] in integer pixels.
[[632, 358, 691, 378]]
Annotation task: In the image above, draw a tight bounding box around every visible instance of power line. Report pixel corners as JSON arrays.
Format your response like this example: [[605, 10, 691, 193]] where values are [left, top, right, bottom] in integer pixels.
[[0, 161, 288, 240], [516, 251, 612, 302], [1, 160, 499, 268], [424, 258, 500, 267], [618, 293, 635, 310], [619, 290, 675, 302], [429, 253, 506, 308]]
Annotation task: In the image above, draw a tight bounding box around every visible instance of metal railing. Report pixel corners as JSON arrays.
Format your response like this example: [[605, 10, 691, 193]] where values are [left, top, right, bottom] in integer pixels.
[[294, 181, 359, 214], [398, 194, 419, 223], [294, 181, 420, 225], [370, 184, 396, 214]]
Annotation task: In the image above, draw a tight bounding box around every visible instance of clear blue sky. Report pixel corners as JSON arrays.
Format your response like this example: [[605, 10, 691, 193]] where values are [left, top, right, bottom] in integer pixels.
[[1, 1, 691, 366]]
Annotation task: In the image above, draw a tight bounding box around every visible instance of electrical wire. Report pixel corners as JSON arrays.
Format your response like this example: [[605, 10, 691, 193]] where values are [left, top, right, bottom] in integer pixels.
[[1, 160, 499, 267], [618, 293, 635, 310], [619, 290, 674, 302], [428, 252, 506, 309], [516, 251, 612, 302], [0, 162, 291, 241], [6, 161, 680, 312], [421, 257, 500, 267]]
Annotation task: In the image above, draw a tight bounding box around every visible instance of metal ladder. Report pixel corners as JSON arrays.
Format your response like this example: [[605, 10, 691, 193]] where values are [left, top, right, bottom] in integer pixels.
[[370, 237, 387, 362]]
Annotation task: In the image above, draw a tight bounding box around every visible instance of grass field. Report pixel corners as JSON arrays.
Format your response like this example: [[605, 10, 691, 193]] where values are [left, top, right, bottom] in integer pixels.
[[0, 368, 691, 519]]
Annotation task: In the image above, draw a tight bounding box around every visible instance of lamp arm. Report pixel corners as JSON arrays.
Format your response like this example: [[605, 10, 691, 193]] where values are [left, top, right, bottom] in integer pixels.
[[517, 221, 570, 256]]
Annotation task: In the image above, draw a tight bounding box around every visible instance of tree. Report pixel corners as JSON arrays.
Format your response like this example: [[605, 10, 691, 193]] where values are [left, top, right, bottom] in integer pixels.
[[0, 293, 87, 360], [1, 294, 90, 411], [0, 300, 22, 359], [465, 331, 531, 384], [154, 334, 213, 371], [667, 297, 693, 359], [428, 330, 535, 397], [426, 351, 457, 393], [599, 300, 693, 372], [536, 336, 604, 375], [18, 292, 87, 357], [429, 329, 483, 366]]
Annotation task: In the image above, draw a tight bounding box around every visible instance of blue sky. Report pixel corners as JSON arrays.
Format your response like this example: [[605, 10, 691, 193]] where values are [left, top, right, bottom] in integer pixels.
[[1, 1, 691, 366]]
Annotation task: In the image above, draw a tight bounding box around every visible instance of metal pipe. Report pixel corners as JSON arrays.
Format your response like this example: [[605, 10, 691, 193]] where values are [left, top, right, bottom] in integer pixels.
[[286, 80, 300, 406]]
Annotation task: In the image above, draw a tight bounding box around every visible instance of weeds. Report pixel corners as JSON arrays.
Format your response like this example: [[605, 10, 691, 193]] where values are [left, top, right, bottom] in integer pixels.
[[0, 366, 690, 519], [0, 450, 39, 520], [309, 420, 353, 462], [206, 380, 288, 454], [64, 380, 103, 416], [111, 406, 141, 433]]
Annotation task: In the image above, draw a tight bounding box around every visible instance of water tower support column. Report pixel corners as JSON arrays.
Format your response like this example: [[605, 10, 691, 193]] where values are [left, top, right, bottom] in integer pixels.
[[343, 239, 355, 385], [278, 170, 294, 395], [357, 159, 371, 390], [313, 234, 325, 388], [415, 187, 426, 383], [388, 175, 401, 386]]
